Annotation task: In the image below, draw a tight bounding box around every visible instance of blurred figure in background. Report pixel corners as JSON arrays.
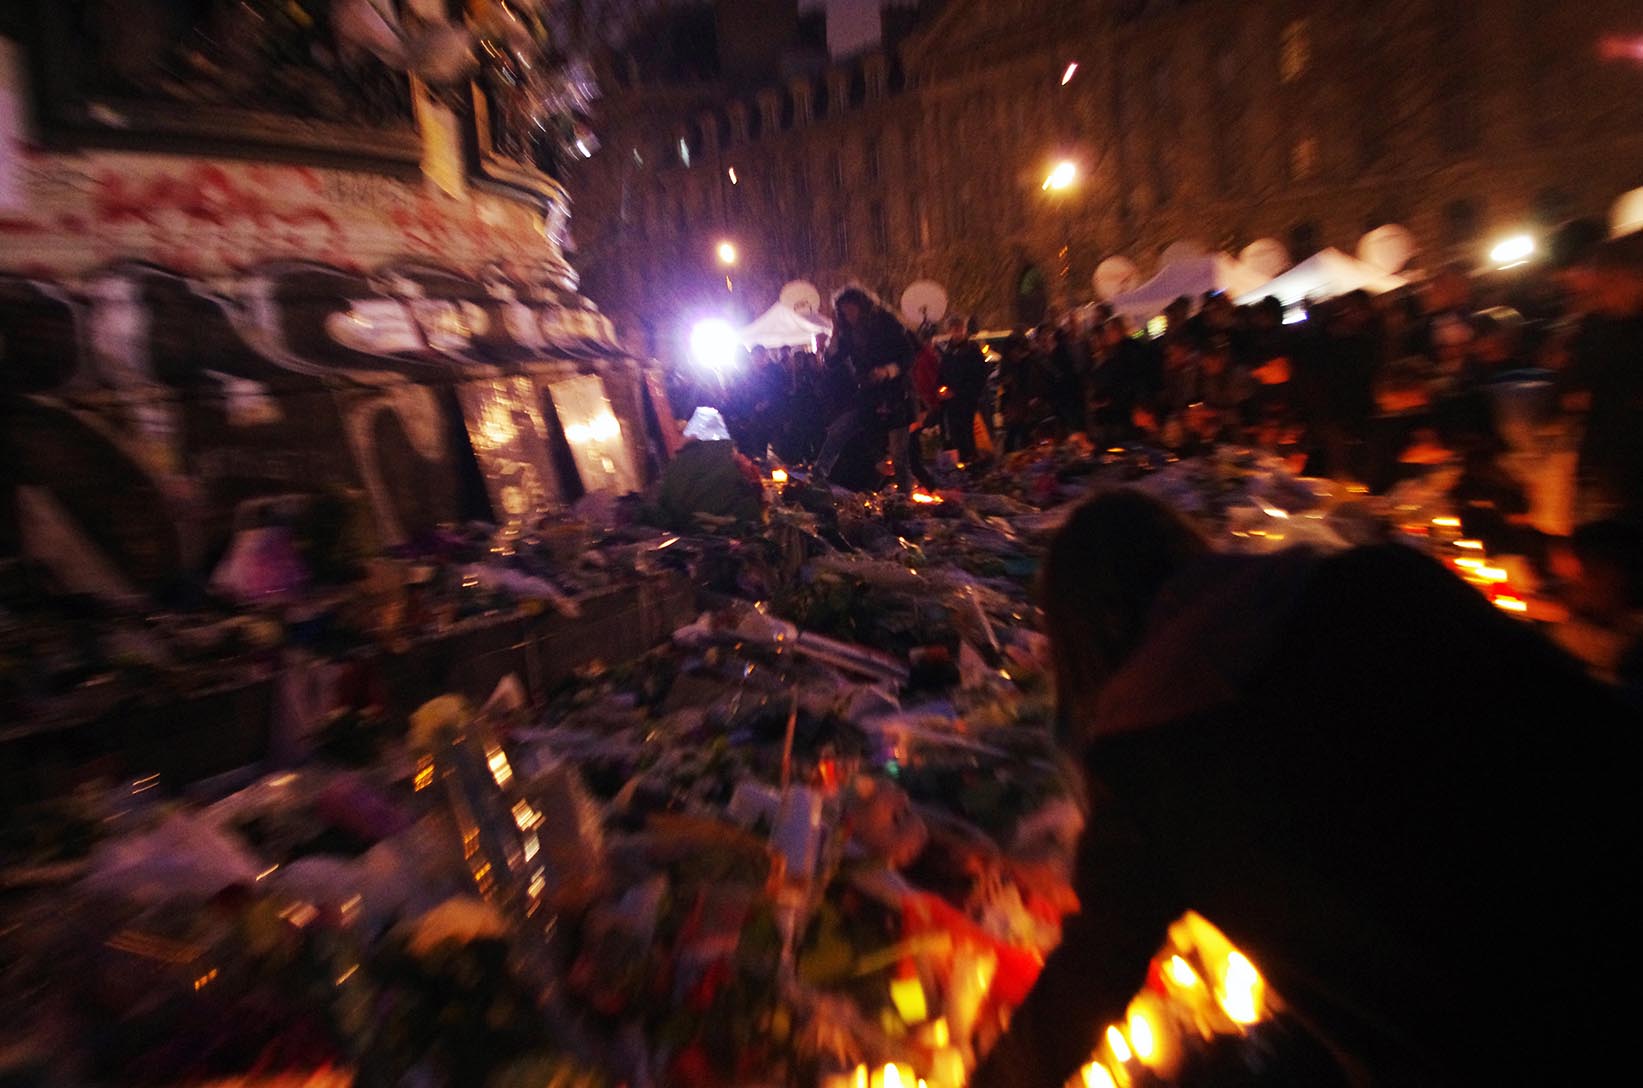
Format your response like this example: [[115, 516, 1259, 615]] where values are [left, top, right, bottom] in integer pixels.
[[938, 315, 988, 465], [1556, 228, 1643, 523]]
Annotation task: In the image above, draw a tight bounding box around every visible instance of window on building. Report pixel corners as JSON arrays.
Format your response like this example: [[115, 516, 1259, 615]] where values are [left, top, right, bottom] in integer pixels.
[[865, 138, 881, 183], [910, 194, 929, 248], [869, 202, 889, 253], [1280, 19, 1310, 83], [1437, 87, 1481, 155], [794, 218, 814, 267], [1290, 135, 1319, 182], [1443, 198, 1482, 249], [1435, 6, 1479, 155], [1288, 220, 1320, 258], [1150, 144, 1173, 205]]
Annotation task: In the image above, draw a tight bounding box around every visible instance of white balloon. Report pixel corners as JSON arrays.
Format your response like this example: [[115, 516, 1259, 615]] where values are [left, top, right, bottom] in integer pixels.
[[1358, 224, 1416, 275], [1240, 238, 1291, 280], [779, 280, 824, 315], [1613, 188, 1643, 238], [1093, 256, 1140, 301], [900, 280, 949, 324]]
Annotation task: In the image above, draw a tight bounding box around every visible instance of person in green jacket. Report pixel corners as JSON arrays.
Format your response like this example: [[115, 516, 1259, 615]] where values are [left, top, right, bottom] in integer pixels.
[[654, 407, 766, 531]]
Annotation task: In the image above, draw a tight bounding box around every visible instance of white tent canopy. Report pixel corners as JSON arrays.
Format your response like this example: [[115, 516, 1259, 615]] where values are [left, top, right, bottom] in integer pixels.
[[1107, 254, 1268, 321], [739, 301, 831, 348], [1236, 248, 1409, 308]]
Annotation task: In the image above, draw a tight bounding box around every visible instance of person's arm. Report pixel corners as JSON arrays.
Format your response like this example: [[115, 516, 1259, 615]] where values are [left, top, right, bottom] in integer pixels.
[[970, 777, 1184, 1088]]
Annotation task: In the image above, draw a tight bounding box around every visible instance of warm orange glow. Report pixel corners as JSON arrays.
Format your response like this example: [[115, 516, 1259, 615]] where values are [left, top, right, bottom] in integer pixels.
[[1127, 1008, 1156, 1061], [1474, 566, 1509, 583], [882, 1064, 903, 1088], [1219, 951, 1264, 1025], [1493, 595, 1529, 613], [1432, 516, 1462, 528], [911, 490, 942, 504], [1454, 557, 1485, 570], [1166, 955, 1200, 988], [890, 976, 929, 1023], [1105, 1025, 1132, 1063], [1080, 1062, 1117, 1088], [771, 467, 789, 484], [1454, 539, 1485, 550]]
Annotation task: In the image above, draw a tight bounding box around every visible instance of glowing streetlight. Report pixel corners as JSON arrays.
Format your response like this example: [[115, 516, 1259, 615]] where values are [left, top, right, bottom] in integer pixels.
[[1489, 234, 1535, 269], [689, 318, 740, 377], [1042, 160, 1078, 191], [716, 240, 739, 266]]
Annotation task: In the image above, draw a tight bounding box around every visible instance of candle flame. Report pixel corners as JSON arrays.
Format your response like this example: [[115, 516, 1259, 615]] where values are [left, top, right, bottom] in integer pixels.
[[1218, 951, 1264, 1025], [1431, 516, 1462, 528], [1127, 1008, 1156, 1061], [1105, 1025, 1132, 1063], [1493, 594, 1529, 613], [1080, 1063, 1117, 1088], [1166, 955, 1200, 988]]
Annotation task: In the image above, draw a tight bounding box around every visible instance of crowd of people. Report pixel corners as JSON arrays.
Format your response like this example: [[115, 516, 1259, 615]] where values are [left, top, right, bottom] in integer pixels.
[[661, 221, 1641, 693], [693, 221, 1638, 524]]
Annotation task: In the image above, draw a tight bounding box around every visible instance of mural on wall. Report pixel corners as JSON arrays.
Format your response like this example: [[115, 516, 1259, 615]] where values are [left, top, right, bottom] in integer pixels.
[[0, 152, 580, 281]]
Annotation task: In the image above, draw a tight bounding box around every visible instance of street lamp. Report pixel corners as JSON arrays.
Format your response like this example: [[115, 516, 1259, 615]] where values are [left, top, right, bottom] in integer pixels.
[[1042, 160, 1078, 191], [716, 240, 738, 293], [1042, 161, 1079, 306], [1489, 234, 1535, 270]]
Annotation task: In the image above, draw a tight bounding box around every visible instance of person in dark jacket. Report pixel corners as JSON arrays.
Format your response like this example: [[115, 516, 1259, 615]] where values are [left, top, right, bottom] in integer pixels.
[[1557, 230, 1643, 521], [938, 315, 987, 463], [815, 286, 918, 491], [971, 489, 1631, 1088], [997, 333, 1036, 454]]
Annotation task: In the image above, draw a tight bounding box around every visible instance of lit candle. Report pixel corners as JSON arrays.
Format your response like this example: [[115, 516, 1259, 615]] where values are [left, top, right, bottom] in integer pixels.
[[1217, 951, 1265, 1025]]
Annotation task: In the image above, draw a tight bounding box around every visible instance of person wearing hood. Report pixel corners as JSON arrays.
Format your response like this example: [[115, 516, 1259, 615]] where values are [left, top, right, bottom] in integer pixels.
[[815, 286, 918, 491], [650, 407, 765, 531], [970, 489, 1630, 1088]]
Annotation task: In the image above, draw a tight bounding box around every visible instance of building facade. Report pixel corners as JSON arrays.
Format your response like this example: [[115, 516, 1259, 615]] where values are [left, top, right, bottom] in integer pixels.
[[570, 0, 1643, 350]]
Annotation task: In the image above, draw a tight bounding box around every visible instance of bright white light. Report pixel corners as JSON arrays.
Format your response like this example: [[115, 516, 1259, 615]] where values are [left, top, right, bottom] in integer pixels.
[[678, 138, 691, 167], [1042, 161, 1078, 191], [716, 240, 738, 266], [689, 318, 740, 374], [727, 166, 739, 184], [1061, 61, 1079, 85], [1490, 234, 1535, 268]]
